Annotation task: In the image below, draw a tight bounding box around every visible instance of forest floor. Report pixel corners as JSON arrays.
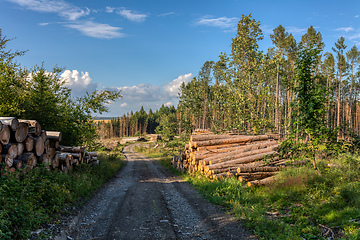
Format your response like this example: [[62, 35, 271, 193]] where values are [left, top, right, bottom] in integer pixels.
[[53, 144, 256, 240]]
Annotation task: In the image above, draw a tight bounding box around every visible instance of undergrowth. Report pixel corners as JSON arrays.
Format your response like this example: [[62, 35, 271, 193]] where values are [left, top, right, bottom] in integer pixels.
[[136, 140, 360, 240], [0, 145, 125, 239]]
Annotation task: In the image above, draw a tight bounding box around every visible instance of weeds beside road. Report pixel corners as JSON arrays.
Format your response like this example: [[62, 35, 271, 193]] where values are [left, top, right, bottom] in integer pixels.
[[0, 146, 125, 239]]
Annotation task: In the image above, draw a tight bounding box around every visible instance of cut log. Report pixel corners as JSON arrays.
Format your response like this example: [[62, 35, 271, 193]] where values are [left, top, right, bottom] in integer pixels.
[[16, 152, 37, 167], [10, 122, 28, 143], [247, 176, 277, 187], [17, 143, 25, 156], [195, 142, 247, 151], [237, 165, 284, 173], [47, 147, 56, 159], [33, 136, 44, 156], [202, 142, 278, 166], [208, 145, 279, 165], [47, 131, 62, 142], [236, 171, 277, 179], [57, 145, 81, 153], [19, 119, 41, 136], [24, 136, 34, 152], [2, 144, 18, 159], [58, 153, 70, 168], [41, 130, 47, 141], [2, 154, 13, 168], [52, 153, 60, 168], [86, 152, 97, 157], [192, 135, 269, 148], [190, 134, 242, 142], [12, 159, 23, 169], [0, 117, 18, 131], [0, 125, 10, 145], [196, 141, 275, 155], [204, 151, 277, 173], [44, 139, 50, 152]]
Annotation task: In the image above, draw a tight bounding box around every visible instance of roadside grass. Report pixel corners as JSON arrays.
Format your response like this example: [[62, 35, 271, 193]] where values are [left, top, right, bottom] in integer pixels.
[[0, 145, 125, 240], [136, 141, 360, 239]]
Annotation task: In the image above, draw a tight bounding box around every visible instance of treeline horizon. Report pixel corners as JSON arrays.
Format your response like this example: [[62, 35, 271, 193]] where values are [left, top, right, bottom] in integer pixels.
[[98, 13, 360, 141]]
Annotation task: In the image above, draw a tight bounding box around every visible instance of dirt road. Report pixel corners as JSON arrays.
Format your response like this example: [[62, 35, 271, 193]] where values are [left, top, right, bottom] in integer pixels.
[[55, 145, 256, 239]]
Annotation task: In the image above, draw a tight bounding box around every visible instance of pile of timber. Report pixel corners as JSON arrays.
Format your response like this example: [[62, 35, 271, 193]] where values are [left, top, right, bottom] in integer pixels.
[[172, 132, 290, 187], [0, 117, 98, 176]]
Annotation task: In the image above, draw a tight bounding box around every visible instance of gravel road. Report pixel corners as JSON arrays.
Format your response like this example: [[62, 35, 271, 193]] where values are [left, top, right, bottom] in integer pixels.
[[55, 145, 257, 240]]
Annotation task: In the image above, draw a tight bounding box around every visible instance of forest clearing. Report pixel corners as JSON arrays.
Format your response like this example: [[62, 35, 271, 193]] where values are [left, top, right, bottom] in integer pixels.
[[1, 6, 360, 240]]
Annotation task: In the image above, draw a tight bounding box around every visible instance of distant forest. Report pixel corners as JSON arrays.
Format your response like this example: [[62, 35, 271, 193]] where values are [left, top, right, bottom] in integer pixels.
[[98, 14, 360, 140]]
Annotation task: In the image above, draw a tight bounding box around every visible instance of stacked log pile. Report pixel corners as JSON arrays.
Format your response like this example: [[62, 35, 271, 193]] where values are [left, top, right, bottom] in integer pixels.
[[0, 117, 98, 176], [172, 132, 291, 187]]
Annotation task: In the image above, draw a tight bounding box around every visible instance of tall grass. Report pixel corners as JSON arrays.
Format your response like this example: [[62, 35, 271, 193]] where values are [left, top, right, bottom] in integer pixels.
[[0, 148, 124, 239]]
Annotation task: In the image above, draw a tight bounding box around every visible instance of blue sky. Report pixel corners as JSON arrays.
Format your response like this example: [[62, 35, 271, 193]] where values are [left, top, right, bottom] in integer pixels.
[[1, 0, 360, 117]]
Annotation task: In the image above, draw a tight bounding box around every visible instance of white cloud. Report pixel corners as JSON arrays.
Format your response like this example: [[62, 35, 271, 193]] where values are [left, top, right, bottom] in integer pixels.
[[196, 17, 239, 29], [336, 27, 354, 32], [60, 70, 97, 96], [64, 21, 125, 39], [117, 8, 147, 22], [158, 12, 175, 17], [7, 0, 90, 21], [163, 73, 193, 98], [355, 15, 359, 18], [286, 26, 308, 35], [103, 73, 193, 116], [350, 32, 360, 40], [105, 6, 115, 13], [117, 84, 162, 102]]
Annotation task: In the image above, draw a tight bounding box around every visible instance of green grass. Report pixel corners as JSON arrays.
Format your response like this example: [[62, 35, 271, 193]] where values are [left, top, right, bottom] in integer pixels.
[[0, 146, 125, 239], [136, 141, 360, 240]]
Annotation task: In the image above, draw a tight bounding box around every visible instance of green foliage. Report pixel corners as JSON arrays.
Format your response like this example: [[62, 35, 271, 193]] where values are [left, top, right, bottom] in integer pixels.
[[0, 29, 122, 147], [0, 151, 124, 239]]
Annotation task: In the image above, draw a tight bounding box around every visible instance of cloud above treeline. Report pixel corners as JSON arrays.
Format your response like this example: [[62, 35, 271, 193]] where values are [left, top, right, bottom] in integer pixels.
[[107, 73, 193, 115], [60, 70, 97, 96], [59, 70, 193, 115]]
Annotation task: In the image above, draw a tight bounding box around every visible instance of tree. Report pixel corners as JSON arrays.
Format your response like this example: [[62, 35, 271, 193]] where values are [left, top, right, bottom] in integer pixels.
[[332, 37, 347, 140], [322, 52, 335, 128], [289, 43, 328, 172], [346, 45, 360, 129], [230, 13, 264, 131]]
